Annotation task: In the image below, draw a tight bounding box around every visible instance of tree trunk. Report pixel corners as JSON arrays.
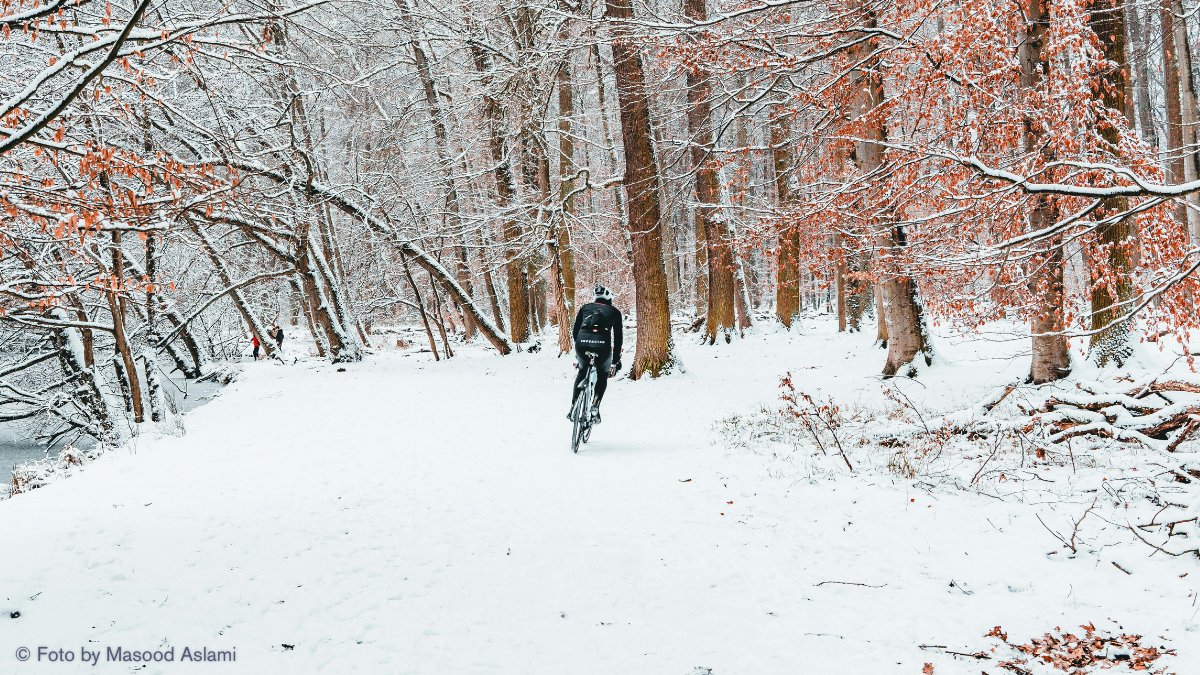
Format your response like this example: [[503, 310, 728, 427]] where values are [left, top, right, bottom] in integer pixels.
[[472, 41, 531, 344], [305, 227, 363, 362], [556, 55, 578, 313], [481, 240, 507, 334], [108, 232, 144, 422], [1022, 0, 1072, 383], [1088, 0, 1136, 366], [772, 115, 801, 328], [1170, 0, 1200, 244], [400, 0, 478, 339], [694, 210, 709, 317], [124, 252, 204, 378], [846, 0, 929, 375], [142, 232, 169, 424], [685, 0, 736, 343], [874, 283, 888, 346], [591, 42, 631, 236], [49, 307, 124, 441], [1162, 0, 1188, 224], [292, 230, 359, 362], [1126, 1, 1157, 147], [292, 276, 327, 357], [651, 117, 680, 310], [402, 255, 440, 361], [734, 255, 753, 329], [606, 0, 676, 378], [548, 223, 573, 355], [836, 237, 848, 332], [193, 224, 274, 359], [107, 290, 144, 423], [429, 275, 455, 358], [731, 90, 754, 330]]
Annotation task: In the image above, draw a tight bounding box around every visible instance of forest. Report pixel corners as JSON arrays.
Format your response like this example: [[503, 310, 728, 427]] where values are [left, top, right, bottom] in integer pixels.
[[3, 0, 1199, 432], [3, 0, 1200, 668]]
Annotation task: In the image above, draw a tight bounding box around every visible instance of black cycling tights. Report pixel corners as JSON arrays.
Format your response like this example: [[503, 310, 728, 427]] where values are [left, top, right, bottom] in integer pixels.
[[571, 344, 612, 407]]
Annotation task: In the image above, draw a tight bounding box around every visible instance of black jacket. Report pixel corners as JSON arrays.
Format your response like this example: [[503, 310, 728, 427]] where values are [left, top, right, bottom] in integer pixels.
[[572, 298, 623, 360]]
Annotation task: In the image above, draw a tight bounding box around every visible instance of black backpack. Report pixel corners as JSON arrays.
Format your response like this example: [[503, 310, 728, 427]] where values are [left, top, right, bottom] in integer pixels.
[[578, 304, 606, 334]]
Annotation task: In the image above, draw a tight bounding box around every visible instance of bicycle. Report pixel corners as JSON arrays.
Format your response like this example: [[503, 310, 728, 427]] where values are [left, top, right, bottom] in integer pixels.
[[570, 351, 599, 453]]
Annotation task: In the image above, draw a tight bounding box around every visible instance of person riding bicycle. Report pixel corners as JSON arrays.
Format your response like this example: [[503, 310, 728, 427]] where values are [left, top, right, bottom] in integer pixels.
[[568, 284, 623, 424]]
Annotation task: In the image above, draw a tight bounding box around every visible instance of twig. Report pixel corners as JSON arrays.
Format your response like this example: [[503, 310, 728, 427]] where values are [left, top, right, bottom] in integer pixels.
[[945, 650, 990, 659], [972, 432, 1003, 484], [1036, 496, 1098, 554], [887, 382, 931, 435], [813, 580, 886, 588], [917, 645, 992, 659], [1128, 521, 1200, 558], [1111, 561, 1132, 575]]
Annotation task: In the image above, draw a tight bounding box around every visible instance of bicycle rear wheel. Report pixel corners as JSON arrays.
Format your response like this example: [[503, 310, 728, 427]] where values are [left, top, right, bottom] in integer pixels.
[[571, 372, 590, 453]]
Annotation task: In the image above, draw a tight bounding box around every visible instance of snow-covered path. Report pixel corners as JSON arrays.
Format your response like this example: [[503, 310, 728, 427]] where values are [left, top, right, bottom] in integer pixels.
[[2, 327, 1194, 673]]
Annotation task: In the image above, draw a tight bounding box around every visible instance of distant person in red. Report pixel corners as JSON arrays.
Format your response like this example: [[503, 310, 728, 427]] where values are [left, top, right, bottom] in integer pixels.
[[252, 335, 261, 361]]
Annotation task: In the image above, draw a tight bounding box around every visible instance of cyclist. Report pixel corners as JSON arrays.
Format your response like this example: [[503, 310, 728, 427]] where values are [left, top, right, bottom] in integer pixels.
[[568, 284, 623, 424]]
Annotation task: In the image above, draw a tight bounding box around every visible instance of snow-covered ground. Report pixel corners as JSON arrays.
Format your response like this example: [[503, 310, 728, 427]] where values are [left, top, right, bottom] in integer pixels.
[[2, 319, 1194, 673]]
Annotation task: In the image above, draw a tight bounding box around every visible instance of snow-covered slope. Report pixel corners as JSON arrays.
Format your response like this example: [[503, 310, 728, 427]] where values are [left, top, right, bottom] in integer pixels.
[[1, 322, 1193, 673]]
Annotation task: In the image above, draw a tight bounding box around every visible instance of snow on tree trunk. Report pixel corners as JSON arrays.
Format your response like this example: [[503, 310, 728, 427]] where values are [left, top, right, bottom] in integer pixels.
[[556, 53, 579, 314], [298, 230, 361, 363], [126, 252, 205, 378], [49, 308, 125, 442], [1126, 2, 1156, 148], [140, 347, 175, 430], [306, 228, 362, 362]]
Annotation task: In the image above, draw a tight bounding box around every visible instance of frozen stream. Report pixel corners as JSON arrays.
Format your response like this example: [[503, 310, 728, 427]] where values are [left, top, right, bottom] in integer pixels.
[[1, 366, 227, 480]]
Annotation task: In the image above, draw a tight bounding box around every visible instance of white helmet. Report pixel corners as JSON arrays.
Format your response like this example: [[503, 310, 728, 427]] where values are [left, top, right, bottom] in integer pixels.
[[593, 284, 613, 302]]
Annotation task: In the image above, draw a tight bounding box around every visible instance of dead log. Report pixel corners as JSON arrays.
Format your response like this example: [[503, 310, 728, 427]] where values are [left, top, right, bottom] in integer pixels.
[[981, 384, 1018, 414], [1127, 380, 1200, 398], [1045, 392, 1163, 415], [1046, 421, 1161, 449], [1129, 404, 1200, 438]]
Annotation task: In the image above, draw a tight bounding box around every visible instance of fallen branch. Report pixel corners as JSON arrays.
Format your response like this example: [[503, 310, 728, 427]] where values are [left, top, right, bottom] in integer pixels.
[[1165, 417, 1200, 453]]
